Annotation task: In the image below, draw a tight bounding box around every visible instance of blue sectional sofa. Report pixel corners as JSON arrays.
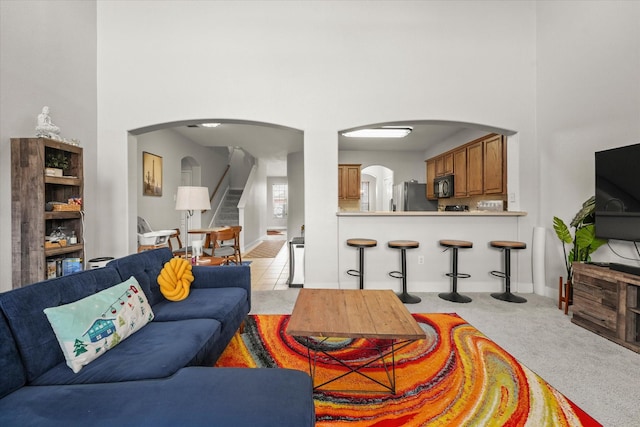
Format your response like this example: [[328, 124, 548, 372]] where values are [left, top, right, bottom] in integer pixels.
[[0, 248, 315, 426]]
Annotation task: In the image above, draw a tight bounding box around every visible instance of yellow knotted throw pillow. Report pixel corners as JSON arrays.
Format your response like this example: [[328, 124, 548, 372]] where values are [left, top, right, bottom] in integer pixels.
[[158, 257, 194, 301]]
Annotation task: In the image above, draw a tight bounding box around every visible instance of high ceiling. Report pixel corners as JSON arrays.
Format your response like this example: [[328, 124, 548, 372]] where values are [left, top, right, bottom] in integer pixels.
[[338, 122, 466, 152], [172, 121, 303, 163], [170, 119, 507, 174]]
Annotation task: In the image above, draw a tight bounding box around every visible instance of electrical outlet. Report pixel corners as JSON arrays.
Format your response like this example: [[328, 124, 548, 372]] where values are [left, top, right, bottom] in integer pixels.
[[418, 255, 424, 265]]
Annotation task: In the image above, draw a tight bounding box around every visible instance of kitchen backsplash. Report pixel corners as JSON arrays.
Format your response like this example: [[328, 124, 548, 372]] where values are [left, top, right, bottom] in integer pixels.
[[438, 195, 507, 212]]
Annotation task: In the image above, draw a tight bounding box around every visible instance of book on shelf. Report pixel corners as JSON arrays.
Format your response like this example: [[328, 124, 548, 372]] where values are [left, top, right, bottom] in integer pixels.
[[48, 257, 83, 278], [62, 258, 83, 276]]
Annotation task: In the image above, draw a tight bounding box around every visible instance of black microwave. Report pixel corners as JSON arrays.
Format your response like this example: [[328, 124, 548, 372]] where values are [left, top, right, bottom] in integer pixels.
[[434, 175, 454, 198]]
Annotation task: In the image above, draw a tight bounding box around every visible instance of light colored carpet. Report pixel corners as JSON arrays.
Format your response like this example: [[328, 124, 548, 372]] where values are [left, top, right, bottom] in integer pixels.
[[250, 290, 640, 427], [244, 240, 286, 258]]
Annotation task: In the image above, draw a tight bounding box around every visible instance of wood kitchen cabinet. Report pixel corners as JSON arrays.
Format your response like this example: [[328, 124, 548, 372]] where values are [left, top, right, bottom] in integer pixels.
[[338, 164, 361, 200], [453, 148, 467, 197], [467, 140, 484, 195], [435, 152, 453, 177], [572, 262, 640, 354], [426, 159, 436, 200], [425, 133, 505, 200], [483, 134, 505, 194]]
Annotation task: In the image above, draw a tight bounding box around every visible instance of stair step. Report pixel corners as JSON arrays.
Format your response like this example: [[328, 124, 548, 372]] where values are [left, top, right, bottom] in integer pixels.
[[213, 189, 242, 228]]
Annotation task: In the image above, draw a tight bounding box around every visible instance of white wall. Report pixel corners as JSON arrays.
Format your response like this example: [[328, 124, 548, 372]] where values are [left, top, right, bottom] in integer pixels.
[[287, 151, 305, 238], [4, 1, 638, 294], [137, 128, 228, 232], [537, 1, 640, 293], [95, 0, 537, 288], [339, 151, 424, 184], [0, 1, 97, 293], [240, 163, 268, 249], [229, 148, 254, 190]]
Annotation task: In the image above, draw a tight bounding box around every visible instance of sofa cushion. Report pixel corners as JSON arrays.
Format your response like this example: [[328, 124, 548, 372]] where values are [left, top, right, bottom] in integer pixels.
[[152, 287, 247, 323], [31, 318, 221, 385], [152, 287, 249, 361], [43, 277, 154, 373], [108, 247, 173, 306], [0, 266, 124, 383], [0, 311, 25, 399], [0, 367, 315, 427]]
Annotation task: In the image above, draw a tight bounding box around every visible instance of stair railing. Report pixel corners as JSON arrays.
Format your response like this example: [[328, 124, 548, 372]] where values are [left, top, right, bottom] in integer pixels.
[[203, 164, 230, 213]]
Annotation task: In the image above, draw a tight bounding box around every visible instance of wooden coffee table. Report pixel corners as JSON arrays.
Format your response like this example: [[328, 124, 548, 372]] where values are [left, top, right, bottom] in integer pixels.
[[286, 288, 426, 394]]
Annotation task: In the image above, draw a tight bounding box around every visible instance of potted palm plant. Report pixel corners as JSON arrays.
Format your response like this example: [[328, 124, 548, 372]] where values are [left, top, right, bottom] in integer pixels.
[[553, 196, 608, 309]]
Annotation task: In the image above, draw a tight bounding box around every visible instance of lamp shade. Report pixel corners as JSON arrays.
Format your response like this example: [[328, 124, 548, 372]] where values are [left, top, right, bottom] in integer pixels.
[[175, 186, 211, 211]]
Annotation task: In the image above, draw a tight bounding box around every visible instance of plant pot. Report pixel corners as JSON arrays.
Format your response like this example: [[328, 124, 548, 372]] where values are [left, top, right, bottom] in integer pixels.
[[45, 167, 63, 177]]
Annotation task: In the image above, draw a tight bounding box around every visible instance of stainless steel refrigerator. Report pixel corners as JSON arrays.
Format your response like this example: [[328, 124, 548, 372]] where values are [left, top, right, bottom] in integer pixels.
[[393, 181, 438, 211]]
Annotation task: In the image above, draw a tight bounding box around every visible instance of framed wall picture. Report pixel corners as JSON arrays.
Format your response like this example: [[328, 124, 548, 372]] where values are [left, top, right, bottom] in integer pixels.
[[143, 152, 163, 196]]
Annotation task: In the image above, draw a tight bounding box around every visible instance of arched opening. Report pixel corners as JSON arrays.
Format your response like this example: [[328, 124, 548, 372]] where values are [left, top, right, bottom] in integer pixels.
[[361, 165, 394, 212], [338, 119, 517, 212], [128, 119, 304, 255]]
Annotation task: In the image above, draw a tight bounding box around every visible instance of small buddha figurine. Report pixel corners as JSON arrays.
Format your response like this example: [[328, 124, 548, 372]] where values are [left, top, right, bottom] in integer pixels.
[[36, 106, 61, 139]]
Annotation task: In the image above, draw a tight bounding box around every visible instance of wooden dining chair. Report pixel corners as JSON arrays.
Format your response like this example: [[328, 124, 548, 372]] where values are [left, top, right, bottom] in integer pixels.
[[229, 225, 243, 264], [167, 228, 193, 258], [210, 228, 240, 265]]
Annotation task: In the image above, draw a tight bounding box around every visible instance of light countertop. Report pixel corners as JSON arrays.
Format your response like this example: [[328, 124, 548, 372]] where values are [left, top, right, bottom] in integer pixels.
[[337, 211, 527, 217]]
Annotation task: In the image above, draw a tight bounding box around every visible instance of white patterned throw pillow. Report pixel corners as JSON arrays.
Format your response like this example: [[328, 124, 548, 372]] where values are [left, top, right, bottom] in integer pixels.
[[44, 276, 154, 373]]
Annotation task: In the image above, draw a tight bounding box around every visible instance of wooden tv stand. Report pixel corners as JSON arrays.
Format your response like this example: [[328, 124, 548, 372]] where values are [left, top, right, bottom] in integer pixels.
[[572, 262, 640, 354]]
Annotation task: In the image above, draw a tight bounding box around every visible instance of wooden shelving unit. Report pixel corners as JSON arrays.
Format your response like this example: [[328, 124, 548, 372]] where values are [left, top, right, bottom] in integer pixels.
[[11, 137, 84, 288]]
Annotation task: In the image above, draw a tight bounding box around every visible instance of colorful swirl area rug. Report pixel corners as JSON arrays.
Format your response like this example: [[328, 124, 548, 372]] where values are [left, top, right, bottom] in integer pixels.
[[215, 314, 601, 427]]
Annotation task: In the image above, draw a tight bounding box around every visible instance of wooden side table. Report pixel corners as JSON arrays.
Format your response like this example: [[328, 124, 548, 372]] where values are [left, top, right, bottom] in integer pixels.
[[195, 256, 227, 266]]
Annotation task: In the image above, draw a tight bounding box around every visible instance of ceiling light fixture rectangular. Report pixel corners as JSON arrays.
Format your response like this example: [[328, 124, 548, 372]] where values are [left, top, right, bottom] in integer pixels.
[[342, 127, 412, 138], [201, 123, 221, 128]]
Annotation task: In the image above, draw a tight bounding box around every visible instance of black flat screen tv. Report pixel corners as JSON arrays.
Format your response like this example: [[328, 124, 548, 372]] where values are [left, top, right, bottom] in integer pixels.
[[595, 142, 640, 241]]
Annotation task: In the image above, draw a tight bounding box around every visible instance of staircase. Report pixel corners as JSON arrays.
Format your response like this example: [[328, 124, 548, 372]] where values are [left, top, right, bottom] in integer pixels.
[[214, 189, 242, 227]]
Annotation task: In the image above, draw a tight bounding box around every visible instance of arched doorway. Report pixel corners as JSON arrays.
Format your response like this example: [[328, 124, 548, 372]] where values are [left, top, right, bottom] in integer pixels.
[[128, 119, 304, 254]]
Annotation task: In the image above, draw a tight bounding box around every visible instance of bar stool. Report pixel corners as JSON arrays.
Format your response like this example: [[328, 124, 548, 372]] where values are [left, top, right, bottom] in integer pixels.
[[439, 239, 473, 303], [388, 240, 421, 304], [346, 238, 377, 289], [490, 240, 527, 303]]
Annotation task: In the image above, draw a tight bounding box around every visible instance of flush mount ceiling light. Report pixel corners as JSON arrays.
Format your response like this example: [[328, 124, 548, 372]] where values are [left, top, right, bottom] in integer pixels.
[[200, 123, 221, 128], [341, 127, 412, 138]]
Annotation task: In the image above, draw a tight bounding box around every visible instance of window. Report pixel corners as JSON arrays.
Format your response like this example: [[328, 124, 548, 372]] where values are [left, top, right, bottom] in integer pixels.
[[272, 184, 288, 218], [360, 181, 369, 211]]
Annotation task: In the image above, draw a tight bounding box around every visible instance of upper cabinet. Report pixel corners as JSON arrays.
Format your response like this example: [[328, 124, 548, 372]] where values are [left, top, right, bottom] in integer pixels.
[[338, 164, 361, 200], [426, 159, 436, 199], [426, 134, 506, 200], [467, 140, 484, 196], [435, 152, 454, 177], [483, 134, 505, 194], [453, 148, 467, 197]]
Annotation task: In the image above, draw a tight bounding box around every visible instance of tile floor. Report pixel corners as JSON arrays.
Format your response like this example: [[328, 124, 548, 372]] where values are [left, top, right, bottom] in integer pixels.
[[243, 232, 290, 290]]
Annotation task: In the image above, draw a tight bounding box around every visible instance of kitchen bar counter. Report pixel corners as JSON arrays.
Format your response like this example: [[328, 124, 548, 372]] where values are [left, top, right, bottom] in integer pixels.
[[337, 211, 531, 295], [337, 210, 527, 217]]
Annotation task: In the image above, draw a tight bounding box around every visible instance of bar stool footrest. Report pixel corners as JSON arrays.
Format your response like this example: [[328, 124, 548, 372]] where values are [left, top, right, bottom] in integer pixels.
[[389, 271, 404, 279], [346, 269, 361, 277], [446, 272, 471, 279], [490, 270, 507, 279]]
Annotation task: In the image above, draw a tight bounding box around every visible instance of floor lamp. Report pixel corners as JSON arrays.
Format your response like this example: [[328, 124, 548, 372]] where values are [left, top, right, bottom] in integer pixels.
[[175, 186, 211, 260]]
